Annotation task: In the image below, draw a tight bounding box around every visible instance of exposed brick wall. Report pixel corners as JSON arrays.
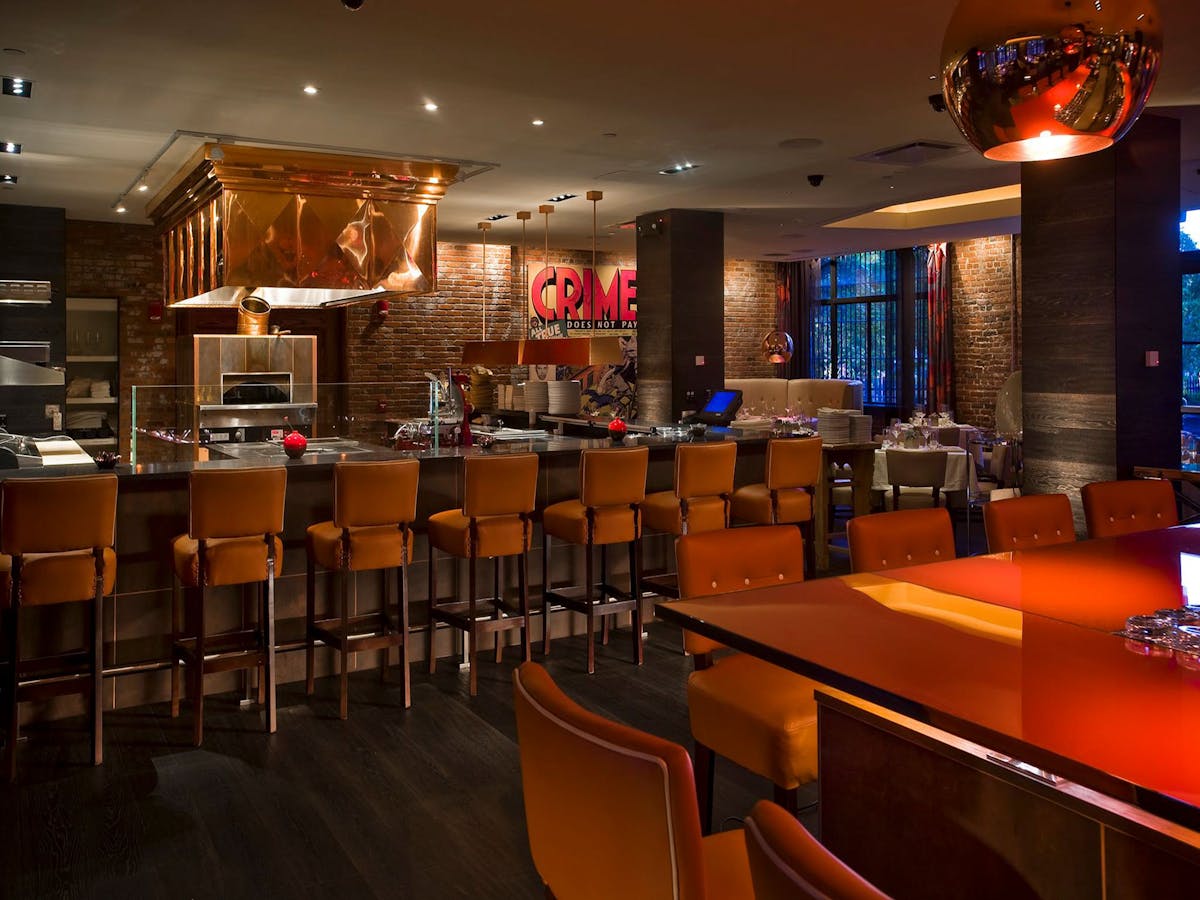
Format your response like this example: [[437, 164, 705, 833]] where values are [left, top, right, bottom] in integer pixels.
[[724, 259, 778, 378], [949, 235, 1022, 430], [65, 220, 171, 459]]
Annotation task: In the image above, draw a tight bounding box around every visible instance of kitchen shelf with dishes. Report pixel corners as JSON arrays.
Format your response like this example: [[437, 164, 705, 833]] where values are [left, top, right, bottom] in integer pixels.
[[65, 297, 120, 454]]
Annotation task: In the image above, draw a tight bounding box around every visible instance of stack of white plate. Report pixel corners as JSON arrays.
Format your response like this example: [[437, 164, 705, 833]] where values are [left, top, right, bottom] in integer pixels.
[[816, 408, 851, 444], [523, 381, 549, 413], [851, 414, 873, 443], [547, 379, 582, 415]]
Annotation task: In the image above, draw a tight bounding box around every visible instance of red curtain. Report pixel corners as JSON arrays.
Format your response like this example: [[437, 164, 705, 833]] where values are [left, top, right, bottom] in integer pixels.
[[926, 242, 953, 413]]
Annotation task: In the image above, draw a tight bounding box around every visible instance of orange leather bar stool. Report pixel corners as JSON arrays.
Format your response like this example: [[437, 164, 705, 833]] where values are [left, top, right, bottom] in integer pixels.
[[1082, 478, 1179, 539], [2, 474, 117, 781], [731, 436, 821, 577], [542, 446, 648, 674], [427, 453, 537, 696], [640, 440, 737, 598], [305, 459, 418, 718], [745, 799, 893, 900], [984, 493, 1076, 553], [170, 467, 286, 746], [847, 507, 955, 573], [513, 662, 753, 899], [677, 525, 820, 833]]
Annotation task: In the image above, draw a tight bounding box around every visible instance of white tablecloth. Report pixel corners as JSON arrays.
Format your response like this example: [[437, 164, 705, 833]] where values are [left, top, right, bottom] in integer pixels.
[[872, 446, 974, 493]]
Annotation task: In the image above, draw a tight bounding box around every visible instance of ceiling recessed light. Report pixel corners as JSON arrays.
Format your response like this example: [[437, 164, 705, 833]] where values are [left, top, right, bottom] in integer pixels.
[[485, 213, 509, 221], [658, 162, 701, 175], [1, 141, 19, 154], [137, 184, 149, 192], [0, 174, 17, 184], [424, 101, 439, 112], [547, 193, 577, 203], [2, 76, 31, 98], [115, 205, 126, 213], [531, 119, 544, 126], [303, 84, 319, 95]]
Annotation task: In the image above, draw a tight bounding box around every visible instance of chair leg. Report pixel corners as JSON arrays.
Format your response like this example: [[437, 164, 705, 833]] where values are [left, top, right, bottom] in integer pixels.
[[774, 784, 800, 817], [493, 557, 503, 664], [694, 741, 716, 836], [256, 585, 266, 707], [6, 605, 19, 782], [192, 586, 206, 747], [427, 543, 438, 676], [519, 549, 531, 662], [263, 564, 278, 735], [170, 578, 182, 718], [629, 539, 643, 666], [305, 556, 316, 696], [379, 569, 390, 684], [339, 567, 351, 720], [585, 542, 595, 675], [399, 554, 411, 709], [599, 545, 610, 647], [468, 556, 478, 697], [91, 591, 104, 766], [541, 531, 552, 656]]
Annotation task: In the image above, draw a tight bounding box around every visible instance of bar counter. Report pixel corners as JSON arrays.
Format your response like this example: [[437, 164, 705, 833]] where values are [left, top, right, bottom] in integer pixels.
[[2, 428, 772, 717]]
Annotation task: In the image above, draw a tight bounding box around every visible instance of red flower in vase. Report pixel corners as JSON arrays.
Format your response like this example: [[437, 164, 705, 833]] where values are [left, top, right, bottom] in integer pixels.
[[283, 430, 308, 459]]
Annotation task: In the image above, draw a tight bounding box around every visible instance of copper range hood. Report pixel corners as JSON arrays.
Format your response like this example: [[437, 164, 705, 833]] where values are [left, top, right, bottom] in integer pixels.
[[148, 144, 459, 309]]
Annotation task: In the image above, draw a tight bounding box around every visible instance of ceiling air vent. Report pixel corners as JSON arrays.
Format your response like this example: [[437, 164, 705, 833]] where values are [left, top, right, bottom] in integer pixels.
[[856, 140, 964, 167]]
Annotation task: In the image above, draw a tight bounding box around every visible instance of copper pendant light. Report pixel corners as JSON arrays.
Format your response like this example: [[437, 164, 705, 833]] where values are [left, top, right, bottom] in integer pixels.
[[760, 330, 794, 365], [476, 221, 491, 340], [940, 0, 1162, 162]]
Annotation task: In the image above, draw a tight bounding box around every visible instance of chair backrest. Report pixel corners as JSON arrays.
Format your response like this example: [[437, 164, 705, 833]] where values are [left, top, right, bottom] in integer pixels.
[[189, 467, 287, 540], [333, 458, 419, 529], [745, 800, 892, 900], [580, 445, 650, 509], [847, 508, 955, 573], [1, 474, 118, 555], [675, 442, 737, 500], [934, 426, 963, 449], [766, 437, 822, 491], [677, 525, 806, 656], [984, 493, 1075, 552], [512, 662, 708, 900], [1081, 479, 1178, 539], [463, 453, 538, 518], [885, 449, 948, 489]]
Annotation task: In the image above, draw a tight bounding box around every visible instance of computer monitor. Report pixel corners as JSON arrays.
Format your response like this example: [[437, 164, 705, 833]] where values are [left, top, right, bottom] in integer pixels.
[[696, 389, 743, 425]]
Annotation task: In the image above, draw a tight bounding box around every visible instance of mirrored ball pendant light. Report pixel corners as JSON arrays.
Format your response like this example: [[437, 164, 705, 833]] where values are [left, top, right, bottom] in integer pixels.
[[940, 0, 1161, 162], [760, 330, 794, 365]]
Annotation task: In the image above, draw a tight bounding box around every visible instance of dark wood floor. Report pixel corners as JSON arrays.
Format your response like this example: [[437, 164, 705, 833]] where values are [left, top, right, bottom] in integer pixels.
[[0, 622, 818, 900]]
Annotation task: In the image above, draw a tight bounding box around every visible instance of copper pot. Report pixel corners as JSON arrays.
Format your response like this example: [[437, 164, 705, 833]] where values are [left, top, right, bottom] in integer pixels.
[[237, 296, 270, 335]]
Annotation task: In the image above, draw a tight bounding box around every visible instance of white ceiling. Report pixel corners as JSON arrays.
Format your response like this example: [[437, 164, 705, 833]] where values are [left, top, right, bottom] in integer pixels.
[[2, 0, 1199, 259]]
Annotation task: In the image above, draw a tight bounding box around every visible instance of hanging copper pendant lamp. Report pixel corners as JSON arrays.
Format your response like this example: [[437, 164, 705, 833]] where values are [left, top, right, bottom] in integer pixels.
[[760, 330, 794, 365], [940, 0, 1162, 162]]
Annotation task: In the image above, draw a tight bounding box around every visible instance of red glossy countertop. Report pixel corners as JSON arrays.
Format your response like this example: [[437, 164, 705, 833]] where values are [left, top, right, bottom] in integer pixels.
[[657, 526, 1200, 825]]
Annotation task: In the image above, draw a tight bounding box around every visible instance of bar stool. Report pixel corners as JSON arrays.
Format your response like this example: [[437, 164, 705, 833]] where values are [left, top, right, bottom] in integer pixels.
[[2, 474, 118, 780], [305, 459, 418, 718], [640, 441, 737, 598], [847, 507, 955, 573], [730, 436, 821, 577], [542, 445, 649, 673], [1081, 479, 1178, 539], [427, 453, 537, 696], [983, 493, 1076, 552], [170, 467, 286, 745]]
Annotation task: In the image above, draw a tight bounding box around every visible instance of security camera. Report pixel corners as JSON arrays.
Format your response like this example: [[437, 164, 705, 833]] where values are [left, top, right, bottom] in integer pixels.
[[807, 174, 824, 187], [341, 0, 365, 8], [928, 93, 947, 113]]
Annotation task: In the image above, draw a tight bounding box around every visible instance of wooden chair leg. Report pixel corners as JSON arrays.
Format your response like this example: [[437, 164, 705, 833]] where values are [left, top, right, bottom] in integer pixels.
[[263, 564, 278, 735], [170, 579, 182, 718], [541, 531, 552, 656], [379, 569, 390, 684], [629, 539, 643, 666], [256, 583, 266, 706], [694, 741, 716, 835], [192, 586, 206, 747], [6, 605, 20, 782], [398, 552, 411, 708], [339, 567, 351, 720], [305, 556, 316, 695], [600, 545, 611, 646], [468, 556, 478, 697], [774, 784, 800, 817], [585, 542, 595, 675], [427, 543, 438, 676], [493, 557, 504, 664], [519, 549, 531, 662], [91, 591, 104, 766]]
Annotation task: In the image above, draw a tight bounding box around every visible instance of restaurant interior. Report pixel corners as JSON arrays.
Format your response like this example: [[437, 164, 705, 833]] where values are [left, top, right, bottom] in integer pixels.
[[3, 1, 1200, 897]]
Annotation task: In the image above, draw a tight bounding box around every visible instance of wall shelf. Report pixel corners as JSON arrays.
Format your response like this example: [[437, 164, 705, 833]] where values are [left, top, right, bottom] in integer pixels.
[[65, 297, 119, 457]]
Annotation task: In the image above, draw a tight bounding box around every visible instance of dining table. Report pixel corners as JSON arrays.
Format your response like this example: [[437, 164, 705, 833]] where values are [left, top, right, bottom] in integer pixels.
[[870, 443, 976, 495], [657, 525, 1200, 899]]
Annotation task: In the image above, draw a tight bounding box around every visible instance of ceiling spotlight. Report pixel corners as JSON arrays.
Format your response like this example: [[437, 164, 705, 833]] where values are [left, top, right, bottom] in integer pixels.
[[1, 141, 19, 154], [0, 174, 16, 184], [485, 213, 509, 221], [115, 205, 127, 214], [547, 193, 577, 203], [341, 0, 366, 8], [2, 76, 31, 98], [303, 84, 319, 95], [137, 184, 149, 192], [531, 119, 544, 126], [424, 101, 439, 112], [658, 162, 700, 175]]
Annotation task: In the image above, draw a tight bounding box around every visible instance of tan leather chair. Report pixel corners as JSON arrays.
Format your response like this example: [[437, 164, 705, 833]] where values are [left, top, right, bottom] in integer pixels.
[[1082, 479, 1178, 539], [847, 507, 955, 573], [2, 474, 117, 781], [305, 459, 418, 718], [640, 441, 737, 598], [678, 525, 820, 833], [513, 661, 753, 900], [427, 453, 537, 696], [884, 448, 948, 510], [542, 446, 648, 673], [984, 493, 1076, 552], [731, 437, 821, 577], [170, 467, 286, 746], [745, 799, 892, 900]]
